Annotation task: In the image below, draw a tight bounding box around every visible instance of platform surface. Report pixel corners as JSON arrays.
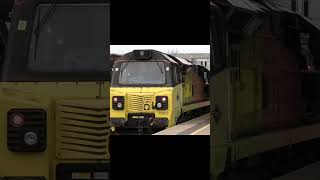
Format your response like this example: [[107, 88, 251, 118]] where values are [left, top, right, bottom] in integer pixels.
[[153, 113, 210, 135]]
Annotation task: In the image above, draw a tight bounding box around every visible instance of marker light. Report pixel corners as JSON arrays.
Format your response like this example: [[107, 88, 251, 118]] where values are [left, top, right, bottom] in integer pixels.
[[10, 113, 25, 128], [162, 97, 167, 102], [113, 97, 118, 102]]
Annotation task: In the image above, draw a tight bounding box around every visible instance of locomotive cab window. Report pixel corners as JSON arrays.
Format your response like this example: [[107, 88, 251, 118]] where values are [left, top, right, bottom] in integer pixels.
[[1, 3, 110, 81], [28, 4, 108, 73], [117, 61, 166, 85]]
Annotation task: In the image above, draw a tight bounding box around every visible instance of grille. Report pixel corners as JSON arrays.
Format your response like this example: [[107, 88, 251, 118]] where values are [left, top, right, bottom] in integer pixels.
[[56, 100, 110, 160], [128, 94, 144, 111], [128, 94, 153, 112], [7, 109, 46, 152], [144, 96, 152, 103]]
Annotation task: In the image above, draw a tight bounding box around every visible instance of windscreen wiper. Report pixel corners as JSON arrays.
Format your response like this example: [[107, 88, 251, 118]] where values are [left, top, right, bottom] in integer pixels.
[[156, 61, 163, 74]]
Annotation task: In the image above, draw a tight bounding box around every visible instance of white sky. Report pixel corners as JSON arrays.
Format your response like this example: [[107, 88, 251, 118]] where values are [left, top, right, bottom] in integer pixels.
[[110, 45, 210, 54]]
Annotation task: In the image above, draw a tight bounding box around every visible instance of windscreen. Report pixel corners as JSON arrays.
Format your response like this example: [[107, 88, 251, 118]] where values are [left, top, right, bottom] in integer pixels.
[[28, 4, 108, 73], [118, 61, 165, 85]]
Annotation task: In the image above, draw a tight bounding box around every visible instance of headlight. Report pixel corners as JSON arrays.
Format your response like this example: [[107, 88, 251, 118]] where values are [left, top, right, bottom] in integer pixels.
[[7, 109, 46, 152], [24, 131, 38, 146], [112, 96, 125, 110], [155, 96, 168, 110], [117, 102, 123, 108], [156, 102, 162, 108]]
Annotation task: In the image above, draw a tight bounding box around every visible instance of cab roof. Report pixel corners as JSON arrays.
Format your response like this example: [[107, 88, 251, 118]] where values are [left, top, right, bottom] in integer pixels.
[[116, 49, 194, 66]]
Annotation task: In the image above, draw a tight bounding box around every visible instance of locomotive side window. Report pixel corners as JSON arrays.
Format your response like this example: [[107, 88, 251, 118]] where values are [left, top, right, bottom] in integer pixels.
[[177, 66, 182, 83], [173, 65, 179, 85]]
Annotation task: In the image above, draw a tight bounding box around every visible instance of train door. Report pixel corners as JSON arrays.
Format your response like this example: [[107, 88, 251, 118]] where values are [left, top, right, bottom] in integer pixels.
[[173, 64, 183, 124]]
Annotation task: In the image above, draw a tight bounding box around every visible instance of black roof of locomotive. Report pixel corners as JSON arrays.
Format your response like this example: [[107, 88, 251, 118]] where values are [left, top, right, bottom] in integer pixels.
[[115, 49, 194, 66]]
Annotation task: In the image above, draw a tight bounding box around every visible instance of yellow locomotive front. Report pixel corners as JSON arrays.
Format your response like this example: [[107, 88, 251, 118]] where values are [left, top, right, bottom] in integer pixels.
[[110, 50, 183, 133], [0, 1, 111, 179]]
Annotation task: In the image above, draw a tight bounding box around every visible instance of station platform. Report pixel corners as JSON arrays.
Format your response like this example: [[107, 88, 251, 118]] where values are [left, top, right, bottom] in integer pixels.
[[153, 113, 210, 135]]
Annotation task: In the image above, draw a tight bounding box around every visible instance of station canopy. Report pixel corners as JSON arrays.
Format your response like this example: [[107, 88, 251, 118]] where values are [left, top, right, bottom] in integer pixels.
[[211, 0, 320, 34]]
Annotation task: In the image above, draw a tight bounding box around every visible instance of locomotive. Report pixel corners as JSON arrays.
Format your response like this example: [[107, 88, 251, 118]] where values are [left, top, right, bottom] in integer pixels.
[[110, 49, 210, 133]]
